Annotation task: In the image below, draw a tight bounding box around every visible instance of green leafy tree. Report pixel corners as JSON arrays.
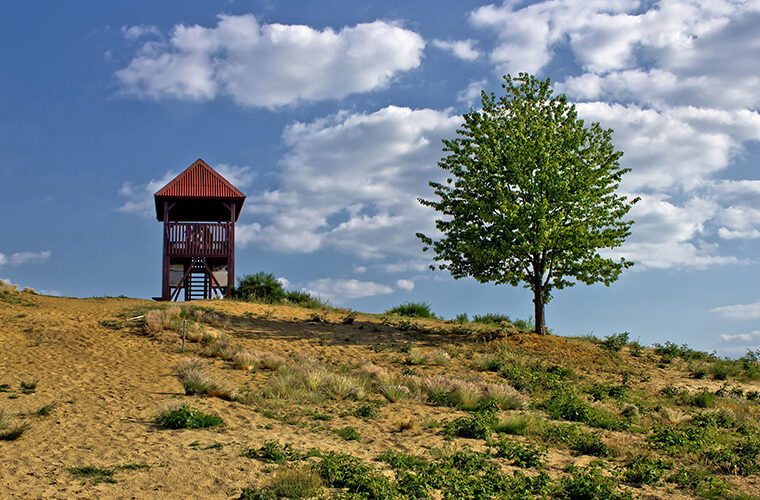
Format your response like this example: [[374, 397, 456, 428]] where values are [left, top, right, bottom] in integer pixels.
[[417, 74, 638, 335]]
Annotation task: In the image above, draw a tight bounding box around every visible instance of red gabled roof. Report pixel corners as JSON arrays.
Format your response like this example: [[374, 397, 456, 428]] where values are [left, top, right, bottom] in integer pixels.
[[154, 159, 246, 199]]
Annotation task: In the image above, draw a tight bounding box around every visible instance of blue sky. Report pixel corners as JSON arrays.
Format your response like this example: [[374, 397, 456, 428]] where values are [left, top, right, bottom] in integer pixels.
[[3, 0, 760, 355]]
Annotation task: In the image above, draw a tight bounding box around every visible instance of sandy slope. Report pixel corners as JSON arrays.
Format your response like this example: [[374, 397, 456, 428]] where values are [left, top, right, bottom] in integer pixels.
[[1, 293, 758, 499]]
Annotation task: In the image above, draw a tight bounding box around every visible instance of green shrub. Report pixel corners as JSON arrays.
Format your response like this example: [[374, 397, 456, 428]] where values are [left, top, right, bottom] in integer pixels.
[[242, 441, 306, 463], [690, 390, 716, 408], [472, 313, 512, 325], [540, 390, 627, 430], [336, 426, 361, 441], [240, 464, 322, 500], [500, 359, 574, 393], [668, 466, 730, 497], [621, 454, 668, 485], [540, 423, 610, 457], [648, 422, 714, 451], [68, 466, 117, 485], [703, 437, 760, 475], [599, 332, 629, 352], [233, 273, 286, 303], [284, 290, 327, 308], [385, 301, 435, 318], [445, 412, 496, 439], [313, 451, 396, 498], [587, 383, 627, 402], [557, 466, 631, 500], [627, 341, 643, 357], [491, 437, 547, 468], [155, 404, 224, 429], [355, 404, 378, 419]]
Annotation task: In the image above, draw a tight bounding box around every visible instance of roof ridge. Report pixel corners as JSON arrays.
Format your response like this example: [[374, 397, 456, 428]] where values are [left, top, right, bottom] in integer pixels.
[[154, 159, 246, 198]]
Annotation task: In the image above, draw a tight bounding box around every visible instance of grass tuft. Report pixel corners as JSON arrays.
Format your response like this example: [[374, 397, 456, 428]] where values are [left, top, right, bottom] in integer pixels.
[[155, 404, 224, 429]]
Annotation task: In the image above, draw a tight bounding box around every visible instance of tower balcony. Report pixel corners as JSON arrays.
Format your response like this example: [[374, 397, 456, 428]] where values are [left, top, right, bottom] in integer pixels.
[[165, 221, 232, 257]]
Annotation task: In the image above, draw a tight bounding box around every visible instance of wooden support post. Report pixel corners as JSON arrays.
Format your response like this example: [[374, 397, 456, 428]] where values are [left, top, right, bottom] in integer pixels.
[[162, 201, 171, 300], [228, 202, 235, 297], [182, 320, 186, 353]]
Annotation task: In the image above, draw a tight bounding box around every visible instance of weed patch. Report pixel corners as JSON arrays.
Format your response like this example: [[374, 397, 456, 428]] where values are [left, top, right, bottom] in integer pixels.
[[155, 404, 224, 429]]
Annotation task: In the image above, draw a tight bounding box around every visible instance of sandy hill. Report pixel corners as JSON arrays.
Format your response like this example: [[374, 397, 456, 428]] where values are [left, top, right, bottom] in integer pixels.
[[1, 289, 759, 499]]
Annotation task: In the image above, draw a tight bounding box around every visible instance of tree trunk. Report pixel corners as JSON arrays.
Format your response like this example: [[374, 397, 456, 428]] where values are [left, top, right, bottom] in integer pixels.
[[533, 284, 546, 335]]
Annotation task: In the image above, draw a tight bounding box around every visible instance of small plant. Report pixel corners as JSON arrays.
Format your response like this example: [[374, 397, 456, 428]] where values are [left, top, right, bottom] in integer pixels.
[[19, 380, 37, 394], [243, 441, 305, 463], [557, 465, 628, 500], [379, 384, 410, 403], [385, 302, 435, 318], [33, 403, 55, 417], [483, 383, 523, 410], [322, 374, 365, 400], [407, 347, 429, 365], [355, 404, 378, 419], [155, 404, 224, 429], [444, 407, 497, 439], [336, 426, 361, 441], [492, 437, 547, 468], [703, 437, 760, 475], [232, 350, 258, 371], [68, 466, 116, 485], [259, 352, 286, 371], [599, 332, 629, 352], [621, 454, 668, 485], [471, 313, 512, 325], [240, 464, 323, 500], [627, 340, 643, 357], [341, 311, 357, 324]]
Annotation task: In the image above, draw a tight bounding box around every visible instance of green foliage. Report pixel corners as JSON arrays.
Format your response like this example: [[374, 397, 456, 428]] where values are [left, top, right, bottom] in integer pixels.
[[668, 466, 730, 498], [336, 426, 361, 441], [313, 451, 397, 498], [653, 341, 712, 363], [703, 437, 760, 475], [499, 358, 575, 393], [471, 313, 512, 325], [354, 404, 378, 419], [491, 437, 547, 468], [540, 390, 627, 430], [242, 441, 307, 464], [444, 407, 497, 439], [232, 272, 286, 303], [587, 383, 627, 402], [385, 301, 435, 318], [284, 290, 327, 308], [648, 421, 715, 451], [68, 466, 117, 484], [539, 422, 610, 457], [240, 465, 322, 500], [417, 73, 637, 334], [154, 404, 224, 429], [557, 466, 631, 500], [621, 454, 668, 485], [599, 332, 629, 353]]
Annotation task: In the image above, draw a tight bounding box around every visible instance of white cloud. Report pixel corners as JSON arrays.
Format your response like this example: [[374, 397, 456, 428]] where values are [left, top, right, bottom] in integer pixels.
[[720, 330, 760, 343], [432, 39, 480, 60], [353, 266, 367, 274], [238, 105, 460, 260], [116, 15, 425, 108], [712, 301, 760, 320], [0, 251, 51, 267], [121, 25, 161, 41], [396, 279, 415, 291], [304, 278, 393, 303], [118, 163, 254, 217], [457, 79, 486, 105], [276, 277, 291, 289]]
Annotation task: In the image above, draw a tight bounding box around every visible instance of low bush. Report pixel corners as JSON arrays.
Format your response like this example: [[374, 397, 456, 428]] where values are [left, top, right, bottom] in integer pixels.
[[284, 290, 327, 309], [232, 273, 286, 303], [155, 404, 224, 429], [385, 302, 435, 318], [599, 332, 629, 352], [444, 407, 497, 439], [242, 441, 310, 463], [621, 454, 669, 485], [491, 437, 547, 468], [336, 426, 361, 441], [540, 390, 627, 431], [240, 464, 322, 500], [557, 465, 631, 500], [703, 437, 760, 475]]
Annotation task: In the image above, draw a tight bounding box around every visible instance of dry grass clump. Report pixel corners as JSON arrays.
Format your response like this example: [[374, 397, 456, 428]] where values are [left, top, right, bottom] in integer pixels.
[[259, 352, 287, 371], [0, 281, 17, 295], [232, 350, 259, 371], [394, 416, 419, 432], [449, 380, 482, 407], [322, 374, 365, 400], [144, 307, 181, 334], [484, 383, 524, 410], [474, 353, 502, 371], [0, 409, 29, 441], [297, 366, 330, 392], [184, 322, 203, 342], [202, 341, 240, 361], [263, 372, 305, 400], [379, 384, 411, 403], [407, 348, 429, 365], [419, 375, 455, 402], [430, 348, 452, 365], [200, 329, 223, 345], [358, 363, 390, 381], [175, 366, 234, 400]]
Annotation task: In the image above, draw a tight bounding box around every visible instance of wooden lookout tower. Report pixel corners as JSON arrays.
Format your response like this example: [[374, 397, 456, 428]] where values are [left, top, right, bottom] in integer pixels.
[[154, 159, 246, 301]]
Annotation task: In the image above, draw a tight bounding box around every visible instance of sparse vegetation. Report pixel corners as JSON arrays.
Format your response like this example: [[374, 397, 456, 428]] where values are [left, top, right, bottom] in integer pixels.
[[385, 301, 435, 318], [155, 404, 224, 429]]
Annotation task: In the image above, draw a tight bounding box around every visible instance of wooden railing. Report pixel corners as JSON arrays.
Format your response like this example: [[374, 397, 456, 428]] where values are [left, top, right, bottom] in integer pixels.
[[165, 222, 231, 257]]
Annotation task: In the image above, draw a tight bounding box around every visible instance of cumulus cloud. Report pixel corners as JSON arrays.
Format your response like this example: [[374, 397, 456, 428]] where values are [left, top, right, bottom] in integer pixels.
[[396, 279, 415, 291], [304, 278, 393, 303], [712, 301, 760, 320], [116, 15, 425, 108], [0, 251, 51, 267], [720, 330, 760, 343], [238, 105, 460, 260], [457, 79, 487, 105], [118, 163, 255, 217], [432, 39, 480, 60], [121, 25, 161, 41]]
